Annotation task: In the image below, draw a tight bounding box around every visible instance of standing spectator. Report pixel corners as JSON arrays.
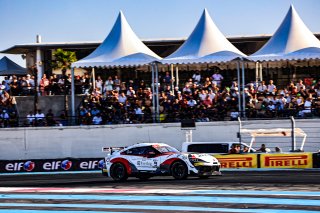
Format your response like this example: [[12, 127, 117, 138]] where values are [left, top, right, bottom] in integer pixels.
[[74, 75, 82, 94], [163, 71, 172, 85], [50, 74, 60, 95], [296, 79, 306, 91], [230, 81, 238, 92], [113, 75, 121, 92], [192, 70, 201, 84], [120, 82, 127, 93], [267, 80, 277, 95], [26, 74, 35, 95], [95, 75, 103, 92], [257, 81, 267, 94], [104, 76, 114, 94], [211, 70, 224, 87], [82, 73, 91, 94], [9, 76, 20, 96], [40, 74, 50, 96], [20, 76, 29, 95]]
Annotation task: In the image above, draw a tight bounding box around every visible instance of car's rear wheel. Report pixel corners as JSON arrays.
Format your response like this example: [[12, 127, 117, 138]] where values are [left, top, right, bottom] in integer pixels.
[[171, 161, 188, 180], [110, 163, 128, 181]]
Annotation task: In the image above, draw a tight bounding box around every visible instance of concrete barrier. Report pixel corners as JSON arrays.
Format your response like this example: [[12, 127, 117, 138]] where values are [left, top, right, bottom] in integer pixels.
[[0, 119, 319, 160]]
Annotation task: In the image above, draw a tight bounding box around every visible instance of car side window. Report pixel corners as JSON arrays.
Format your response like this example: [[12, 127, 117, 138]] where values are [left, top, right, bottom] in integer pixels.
[[125, 146, 154, 156]]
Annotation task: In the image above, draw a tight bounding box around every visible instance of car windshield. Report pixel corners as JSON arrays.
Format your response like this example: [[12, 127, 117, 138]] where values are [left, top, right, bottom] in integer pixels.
[[153, 145, 179, 153]]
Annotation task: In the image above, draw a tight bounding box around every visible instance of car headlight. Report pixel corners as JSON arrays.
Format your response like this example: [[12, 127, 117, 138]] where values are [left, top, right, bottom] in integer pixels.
[[188, 154, 209, 163]]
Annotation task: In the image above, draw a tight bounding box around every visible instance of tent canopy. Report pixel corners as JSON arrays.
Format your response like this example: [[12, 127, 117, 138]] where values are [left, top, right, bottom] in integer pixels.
[[161, 9, 245, 65], [0, 56, 27, 76], [249, 5, 320, 62], [241, 128, 306, 137], [72, 11, 161, 68], [241, 128, 307, 151]]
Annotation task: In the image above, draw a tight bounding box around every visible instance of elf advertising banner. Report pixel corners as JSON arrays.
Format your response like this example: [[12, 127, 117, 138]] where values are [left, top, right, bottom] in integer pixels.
[[0, 158, 104, 173], [260, 153, 313, 169], [214, 154, 258, 169]]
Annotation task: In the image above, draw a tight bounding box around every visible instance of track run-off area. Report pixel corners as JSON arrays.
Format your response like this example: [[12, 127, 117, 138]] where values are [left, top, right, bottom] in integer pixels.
[[0, 170, 320, 212]]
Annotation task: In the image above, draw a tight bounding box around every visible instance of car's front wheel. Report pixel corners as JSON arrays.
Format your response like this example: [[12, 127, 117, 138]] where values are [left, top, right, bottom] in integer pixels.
[[110, 163, 128, 181], [171, 161, 188, 180]]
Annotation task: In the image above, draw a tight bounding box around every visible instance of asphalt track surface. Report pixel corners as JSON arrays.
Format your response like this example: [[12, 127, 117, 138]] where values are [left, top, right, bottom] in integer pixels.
[[1, 170, 320, 187], [1, 170, 320, 212]]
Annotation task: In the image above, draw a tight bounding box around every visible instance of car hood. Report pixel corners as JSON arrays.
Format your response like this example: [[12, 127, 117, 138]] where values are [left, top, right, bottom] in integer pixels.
[[183, 153, 219, 164]]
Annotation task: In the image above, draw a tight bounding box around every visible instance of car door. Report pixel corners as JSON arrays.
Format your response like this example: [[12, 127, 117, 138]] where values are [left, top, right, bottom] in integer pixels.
[[126, 146, 159, 171]]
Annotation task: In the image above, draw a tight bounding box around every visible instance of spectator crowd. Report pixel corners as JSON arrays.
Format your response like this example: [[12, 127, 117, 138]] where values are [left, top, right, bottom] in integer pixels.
[[1, 71, 320, 127]]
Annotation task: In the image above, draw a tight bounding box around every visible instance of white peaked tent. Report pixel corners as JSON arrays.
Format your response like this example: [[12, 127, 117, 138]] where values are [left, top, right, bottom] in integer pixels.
[[249, 5, 320, 62], [161, 9, 246, 116], [162, 8, 245, 65], [72, 11, 161, 68], [71, 11, 161, 119]]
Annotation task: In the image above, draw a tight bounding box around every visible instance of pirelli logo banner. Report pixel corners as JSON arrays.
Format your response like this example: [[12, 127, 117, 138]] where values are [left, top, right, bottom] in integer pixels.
[[261, 153, 313, 169], [214, 154, 258, 169]]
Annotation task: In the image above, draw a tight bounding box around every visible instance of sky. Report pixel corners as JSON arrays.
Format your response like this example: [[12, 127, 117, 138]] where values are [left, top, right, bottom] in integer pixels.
[[0, 0, 320, 67]]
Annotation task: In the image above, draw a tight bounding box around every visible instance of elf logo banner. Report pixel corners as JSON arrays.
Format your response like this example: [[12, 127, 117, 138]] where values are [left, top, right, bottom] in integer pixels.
[[5, 161, 35, 172], [43, 160, 73, 171], [80, 160, 105, 170]]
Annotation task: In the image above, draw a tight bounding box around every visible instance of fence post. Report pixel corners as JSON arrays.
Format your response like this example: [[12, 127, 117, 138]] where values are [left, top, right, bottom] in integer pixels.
[[290, 116, 296, 151]]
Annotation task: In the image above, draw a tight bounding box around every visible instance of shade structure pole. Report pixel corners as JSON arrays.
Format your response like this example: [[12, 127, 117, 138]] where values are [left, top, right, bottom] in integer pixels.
[[151, 63, 156, 123], [155, 63, 160, 122], [170, 64, 174, 94], [236, 61, 241, 117], [259, 62, 263, 81], [71, 67, 75, 125], [255, 62, 259, 82], [92, 67, 96, 90], [175, 65, 179, 87], [241, 58, 246, 118]]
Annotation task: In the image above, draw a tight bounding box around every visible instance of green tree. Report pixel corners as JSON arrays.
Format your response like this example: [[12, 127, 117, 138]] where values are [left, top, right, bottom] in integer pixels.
[[51, 48, 77, 119]]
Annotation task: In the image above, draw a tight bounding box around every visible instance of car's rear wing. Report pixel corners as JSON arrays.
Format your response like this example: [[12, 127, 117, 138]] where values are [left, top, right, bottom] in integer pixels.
[[102, 147, 125, 154]]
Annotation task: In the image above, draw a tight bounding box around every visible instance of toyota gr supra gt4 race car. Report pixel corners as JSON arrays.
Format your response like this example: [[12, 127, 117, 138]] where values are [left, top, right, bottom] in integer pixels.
[[101, 143, 221, 181]]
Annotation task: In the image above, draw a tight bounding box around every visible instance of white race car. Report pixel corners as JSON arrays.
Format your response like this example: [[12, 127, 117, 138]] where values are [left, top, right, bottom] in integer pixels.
[[102, 143, 221, 181]]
